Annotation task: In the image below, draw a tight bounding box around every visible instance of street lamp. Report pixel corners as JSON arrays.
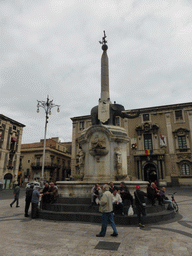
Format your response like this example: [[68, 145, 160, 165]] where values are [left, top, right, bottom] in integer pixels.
[[37, 96, 60, 186]]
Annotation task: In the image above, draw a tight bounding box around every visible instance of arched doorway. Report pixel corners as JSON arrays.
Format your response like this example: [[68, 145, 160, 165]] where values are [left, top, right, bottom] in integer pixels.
[[4, 173, 13, 189], [144, 163, 158, 183]]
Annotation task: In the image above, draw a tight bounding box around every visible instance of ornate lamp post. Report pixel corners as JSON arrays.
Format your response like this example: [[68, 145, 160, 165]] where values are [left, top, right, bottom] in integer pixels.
[[37, 96, 60, 186]]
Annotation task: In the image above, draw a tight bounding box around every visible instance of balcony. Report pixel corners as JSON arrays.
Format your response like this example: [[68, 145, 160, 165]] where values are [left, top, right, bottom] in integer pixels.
[[31, 161, 61, 169], [133, 149, 165, 156]]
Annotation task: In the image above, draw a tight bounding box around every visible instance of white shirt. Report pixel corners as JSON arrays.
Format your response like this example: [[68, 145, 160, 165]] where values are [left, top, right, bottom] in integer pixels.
[[112, 192, 122, 203]]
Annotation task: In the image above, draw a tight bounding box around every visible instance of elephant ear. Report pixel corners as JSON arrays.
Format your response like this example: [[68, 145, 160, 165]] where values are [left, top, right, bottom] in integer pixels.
[[111, 104, 125, 112]]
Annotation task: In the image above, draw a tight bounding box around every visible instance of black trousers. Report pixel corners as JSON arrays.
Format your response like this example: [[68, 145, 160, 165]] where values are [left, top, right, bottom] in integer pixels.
[[31, 203, 38, 219], [136, 205, 146, 225], [25, 199, 31, 215]]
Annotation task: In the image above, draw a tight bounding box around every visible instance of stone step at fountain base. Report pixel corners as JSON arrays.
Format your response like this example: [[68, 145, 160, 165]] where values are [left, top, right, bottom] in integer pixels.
[[38, 197, 176, 225], [42, 203, 166, 215], [38, 209, 175, 225]]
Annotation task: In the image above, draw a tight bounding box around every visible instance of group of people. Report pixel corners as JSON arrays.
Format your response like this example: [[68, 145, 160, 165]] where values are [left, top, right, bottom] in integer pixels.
[[91, 181, 133, 215], [147, 182, 173, 209], [10, 182, 58, 219], [92, 181, 173, 236], [10, 180, 173, 237]]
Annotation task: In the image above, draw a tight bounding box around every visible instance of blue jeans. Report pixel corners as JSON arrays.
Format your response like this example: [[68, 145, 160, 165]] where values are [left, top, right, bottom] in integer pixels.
[[10, 196, 19, 207], [99, 212, 118, 237], [164, 200, 172, 208]]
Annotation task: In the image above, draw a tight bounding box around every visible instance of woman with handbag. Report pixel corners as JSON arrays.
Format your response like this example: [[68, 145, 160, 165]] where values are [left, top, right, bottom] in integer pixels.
[[134, 185, 148, 228]]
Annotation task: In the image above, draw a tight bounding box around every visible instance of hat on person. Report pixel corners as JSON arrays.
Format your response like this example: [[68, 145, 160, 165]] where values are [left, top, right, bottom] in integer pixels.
[[136, 185, 140, 189]]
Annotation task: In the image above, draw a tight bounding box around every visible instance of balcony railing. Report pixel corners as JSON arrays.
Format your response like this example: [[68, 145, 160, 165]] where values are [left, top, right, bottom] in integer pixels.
[[31, 161, 61, 169]]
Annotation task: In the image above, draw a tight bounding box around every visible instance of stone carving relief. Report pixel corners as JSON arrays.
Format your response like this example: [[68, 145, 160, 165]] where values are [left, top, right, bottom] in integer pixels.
[[78, 149, 85, 167], [89, 135, 108, 160], [114, 147, 127, 180], [114, 148, 122, 175], [74, 149, 85, 180]]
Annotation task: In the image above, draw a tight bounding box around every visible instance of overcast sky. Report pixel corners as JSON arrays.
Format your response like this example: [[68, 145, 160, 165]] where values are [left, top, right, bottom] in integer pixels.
[[1, 0, 192, 144]]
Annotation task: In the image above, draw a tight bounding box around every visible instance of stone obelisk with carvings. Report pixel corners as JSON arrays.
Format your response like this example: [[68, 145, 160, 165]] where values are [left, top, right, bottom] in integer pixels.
[[98, 32, 111, 124]]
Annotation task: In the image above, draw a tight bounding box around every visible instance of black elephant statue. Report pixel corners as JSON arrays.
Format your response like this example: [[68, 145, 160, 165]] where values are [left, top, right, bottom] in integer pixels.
[[91, 103, 140, 125]]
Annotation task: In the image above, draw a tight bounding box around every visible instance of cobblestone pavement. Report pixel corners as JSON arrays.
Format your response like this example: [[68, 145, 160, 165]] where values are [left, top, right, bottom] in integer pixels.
[[0, 187, 192, 256]]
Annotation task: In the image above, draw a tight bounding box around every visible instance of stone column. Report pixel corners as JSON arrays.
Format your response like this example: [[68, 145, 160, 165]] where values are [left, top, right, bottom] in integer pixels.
[[165, 113, 175, 154], [71, 121, 77, 177], [100, 50, 109, 101], [187, 111, 192, 150]]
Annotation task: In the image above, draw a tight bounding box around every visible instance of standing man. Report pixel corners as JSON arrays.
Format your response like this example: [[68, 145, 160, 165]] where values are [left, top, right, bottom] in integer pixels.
[[96, 184, 118, 237], [24, 184, 34, 217], [31, 187, 42, 219], [10, 183, 21, 208], [134, 185, 147, 228]]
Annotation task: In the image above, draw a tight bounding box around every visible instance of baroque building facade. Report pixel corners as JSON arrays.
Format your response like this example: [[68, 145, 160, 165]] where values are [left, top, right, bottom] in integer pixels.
[[71, 102, 192, 186], [0, 114, 25, 189], [20, 137, 71, 184]]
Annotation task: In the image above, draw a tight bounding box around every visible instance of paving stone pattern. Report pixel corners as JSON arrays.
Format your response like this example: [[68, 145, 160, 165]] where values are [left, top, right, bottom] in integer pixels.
[[0, 187, 192, 256]]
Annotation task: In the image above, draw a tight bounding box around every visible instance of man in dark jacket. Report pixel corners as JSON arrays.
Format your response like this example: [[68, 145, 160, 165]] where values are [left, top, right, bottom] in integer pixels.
[[109, 182, 118, 194], [134, 185, 148, 228], [10, 183, 21, 208], [119, 182, 133, 205], [25, 184, 34, 217], [46, 182, 58, 203], [41, 183, 50, 209]]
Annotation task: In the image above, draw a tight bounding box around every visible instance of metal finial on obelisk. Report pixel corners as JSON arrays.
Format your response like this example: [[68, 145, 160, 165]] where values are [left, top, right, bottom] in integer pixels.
[[99, 31, 108, 51]]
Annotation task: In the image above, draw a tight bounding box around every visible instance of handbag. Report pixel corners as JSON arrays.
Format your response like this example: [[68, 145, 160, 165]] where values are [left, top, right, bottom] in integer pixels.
[[128, 205, 134, 216]]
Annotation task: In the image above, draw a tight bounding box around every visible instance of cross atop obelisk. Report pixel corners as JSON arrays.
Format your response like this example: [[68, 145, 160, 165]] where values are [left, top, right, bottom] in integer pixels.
[[98, 31, 111, 123]]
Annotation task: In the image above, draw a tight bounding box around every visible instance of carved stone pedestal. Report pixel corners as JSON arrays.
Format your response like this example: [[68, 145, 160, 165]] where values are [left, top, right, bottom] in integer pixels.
[[76, 124, 129, 182]]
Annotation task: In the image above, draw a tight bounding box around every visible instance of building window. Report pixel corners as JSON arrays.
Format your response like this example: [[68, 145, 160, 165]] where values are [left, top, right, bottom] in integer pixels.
[[36, 157, 40, 166], [115, 117, 120, 126], [178, 136, 187, 149], [144, 134, 152, 150], [10, 141, 15, 151], [182, 164, 190, 175], [28, 160, 30, 163], [79, 121, 84, 130], [175, 110, 183, 120], [62, 169, 65, 180], [143, 114, 150, 122], [13, 125, 16, 130], [56, 169, 59, 180]]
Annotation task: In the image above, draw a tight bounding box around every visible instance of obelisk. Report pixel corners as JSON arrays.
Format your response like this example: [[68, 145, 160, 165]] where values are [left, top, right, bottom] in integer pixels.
[[98, 31, 111, 124]]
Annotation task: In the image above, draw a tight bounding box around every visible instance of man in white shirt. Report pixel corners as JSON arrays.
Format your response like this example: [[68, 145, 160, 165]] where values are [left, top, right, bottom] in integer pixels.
[[112, 189, 124, 216]]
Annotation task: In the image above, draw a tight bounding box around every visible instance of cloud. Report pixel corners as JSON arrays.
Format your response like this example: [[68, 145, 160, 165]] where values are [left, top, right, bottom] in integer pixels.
[[1, 0, 192, 143]]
